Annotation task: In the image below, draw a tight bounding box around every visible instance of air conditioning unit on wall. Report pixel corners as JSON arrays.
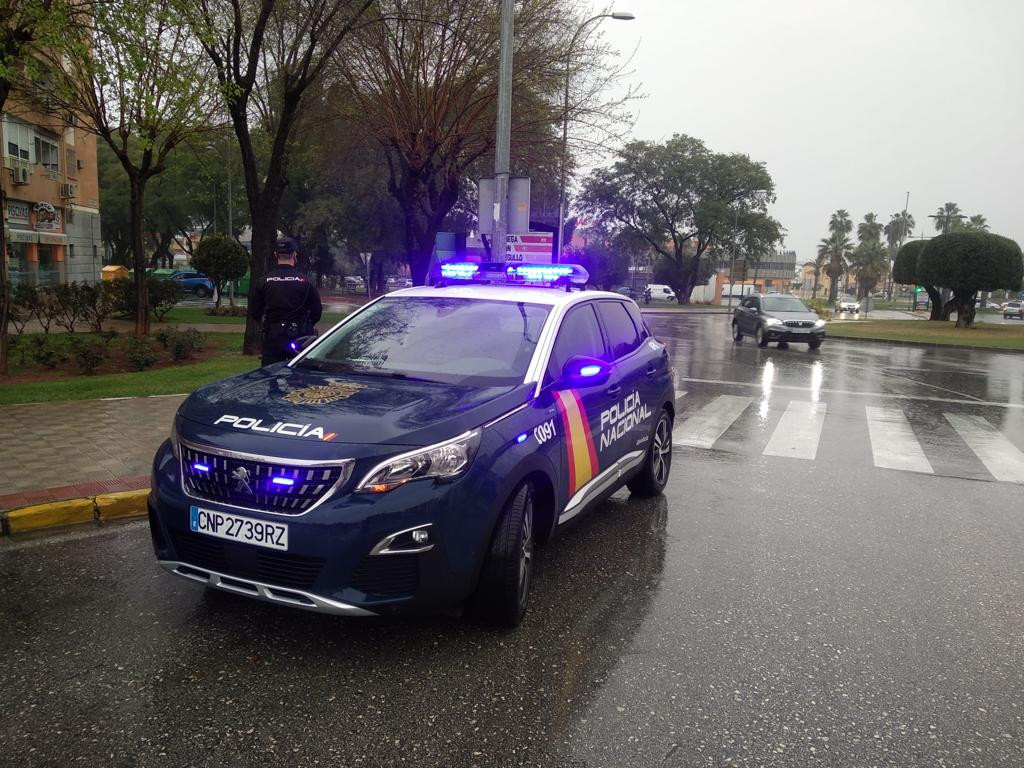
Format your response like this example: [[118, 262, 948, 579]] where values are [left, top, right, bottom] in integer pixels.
[[60, 183, 77, 199], [11, 166, 29, 185]]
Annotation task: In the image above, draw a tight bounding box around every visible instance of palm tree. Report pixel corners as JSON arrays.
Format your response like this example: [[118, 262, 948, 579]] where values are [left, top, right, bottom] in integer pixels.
[[884, 210, 915, 250], [821, 233, 852, 301], [965, 214, 989, 232], [829, 209, 853, 238], [849, 240, 889, 298], [812, 240, 831, 298], [857, 212, 884, 244], [932, 202, 963, 234]]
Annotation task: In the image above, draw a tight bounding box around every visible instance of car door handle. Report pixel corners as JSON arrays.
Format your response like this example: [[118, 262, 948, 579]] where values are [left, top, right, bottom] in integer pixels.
[[645, 364, 658, 377], [606, 385, 621, 397]]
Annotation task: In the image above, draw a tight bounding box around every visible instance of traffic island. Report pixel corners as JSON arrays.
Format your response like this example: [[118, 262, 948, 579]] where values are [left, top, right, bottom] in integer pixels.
[[825, 320, 1024, 351]]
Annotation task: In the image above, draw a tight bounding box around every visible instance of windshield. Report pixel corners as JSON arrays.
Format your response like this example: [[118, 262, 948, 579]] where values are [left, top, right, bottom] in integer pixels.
[[299, 296, 551, 387], [761, 296, 810, 313]]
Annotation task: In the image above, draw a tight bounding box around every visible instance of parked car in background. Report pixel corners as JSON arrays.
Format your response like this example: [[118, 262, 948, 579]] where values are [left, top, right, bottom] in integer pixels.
[[150, 268, 215, 298], [837, 296, 861, 313], [343, 275, 367, 292], [645, 284, 676, 302], [613, 285, 640, 300], [1004, 301, 1024, 319]]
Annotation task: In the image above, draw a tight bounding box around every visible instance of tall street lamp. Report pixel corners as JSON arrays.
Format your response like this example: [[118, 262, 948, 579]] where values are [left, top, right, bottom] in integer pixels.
[[554, 11, 634, 263]]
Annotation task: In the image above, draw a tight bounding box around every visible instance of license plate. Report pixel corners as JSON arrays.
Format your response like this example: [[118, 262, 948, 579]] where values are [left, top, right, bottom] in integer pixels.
[[189, 506, 288, 551]]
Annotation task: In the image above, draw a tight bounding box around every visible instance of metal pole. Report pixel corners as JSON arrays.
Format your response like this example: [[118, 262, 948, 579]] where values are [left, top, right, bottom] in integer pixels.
[[554, 61, 570, 264], [227, 160, 234, 237], [492, 0, 514, 264], [726, 206, 739, 313]]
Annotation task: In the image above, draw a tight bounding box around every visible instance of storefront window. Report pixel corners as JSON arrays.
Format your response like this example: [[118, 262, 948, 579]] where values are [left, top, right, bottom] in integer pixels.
[[7, 242, 30, 285], [37, 244, 59, 286]]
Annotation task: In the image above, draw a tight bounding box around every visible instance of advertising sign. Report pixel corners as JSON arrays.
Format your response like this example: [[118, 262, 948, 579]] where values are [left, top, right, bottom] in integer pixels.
[[6, 200, 30, 223], [505, 233, 553, 263]]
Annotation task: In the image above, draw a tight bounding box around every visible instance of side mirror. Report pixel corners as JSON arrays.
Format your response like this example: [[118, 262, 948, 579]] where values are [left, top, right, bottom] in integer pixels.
[[286, 335, 317, 358], [557, 355, 611, 389]]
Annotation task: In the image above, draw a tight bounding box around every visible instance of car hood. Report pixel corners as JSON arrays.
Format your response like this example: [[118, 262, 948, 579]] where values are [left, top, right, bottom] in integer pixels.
[[176, 364, 533, 451], [766, 311, 823, 322]]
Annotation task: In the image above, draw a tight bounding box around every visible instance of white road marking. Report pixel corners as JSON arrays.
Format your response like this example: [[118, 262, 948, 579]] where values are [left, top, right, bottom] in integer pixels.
[[945, 413, 1024, 483], [674, 390, 687, 400], [673, 395, 752, 449], [673, 376, 1024, 409], [865, 406, 933, 474], [763, 400, 826, 460]]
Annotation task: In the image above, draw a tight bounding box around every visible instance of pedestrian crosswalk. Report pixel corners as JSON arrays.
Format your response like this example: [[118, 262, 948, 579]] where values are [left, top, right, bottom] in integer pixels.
[[671, 393, 1024, 485]]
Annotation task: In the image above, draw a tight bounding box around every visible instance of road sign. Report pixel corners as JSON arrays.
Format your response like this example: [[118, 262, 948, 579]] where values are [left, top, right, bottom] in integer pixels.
[[505, 233, 553, 263]]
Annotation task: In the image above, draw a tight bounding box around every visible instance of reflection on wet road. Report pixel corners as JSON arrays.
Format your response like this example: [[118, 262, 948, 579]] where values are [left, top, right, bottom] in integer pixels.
[[2, 314, 1023, 767]]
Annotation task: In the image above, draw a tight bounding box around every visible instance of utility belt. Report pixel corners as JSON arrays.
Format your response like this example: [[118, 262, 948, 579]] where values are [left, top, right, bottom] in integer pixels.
[[263, 314, 313, 341]]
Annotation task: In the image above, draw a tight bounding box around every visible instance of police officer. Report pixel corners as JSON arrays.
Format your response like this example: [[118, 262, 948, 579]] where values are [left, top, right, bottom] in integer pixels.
[[250, 237, 323, 366]]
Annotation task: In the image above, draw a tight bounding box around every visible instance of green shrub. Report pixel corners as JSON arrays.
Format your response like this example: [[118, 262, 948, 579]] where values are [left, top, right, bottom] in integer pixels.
[[805, 298, 831, 320], [126, 336, 158, 371], [110, 276, 184, 321], [154, 327, 174, 349], [191, 235, 249, 308], [31, 336, 69, 369], [169, 328, 205, 361], [70, 336, 109, 374]]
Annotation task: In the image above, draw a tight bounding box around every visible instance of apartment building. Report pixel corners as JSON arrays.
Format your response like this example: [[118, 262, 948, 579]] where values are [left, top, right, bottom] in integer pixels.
[[2, 99, 102, 287]]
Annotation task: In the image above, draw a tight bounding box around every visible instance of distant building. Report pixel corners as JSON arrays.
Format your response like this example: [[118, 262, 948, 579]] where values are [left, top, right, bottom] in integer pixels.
[[2, 97, 102, 286]]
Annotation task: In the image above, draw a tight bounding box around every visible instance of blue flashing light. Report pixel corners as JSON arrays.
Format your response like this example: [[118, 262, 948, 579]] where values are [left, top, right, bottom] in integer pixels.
[[578, 364, 603, 378], [507, 264, 574, 282], [271, 477, 295, 487], [192, 463, 210, 472], [440, 262, 480, 279], [289, 341, 298, 351], [516, 432, 529, 444]]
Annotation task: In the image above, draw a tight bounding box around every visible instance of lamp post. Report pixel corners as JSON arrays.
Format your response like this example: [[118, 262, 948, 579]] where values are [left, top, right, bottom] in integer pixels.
[[492, 0, 515, 264], [554, 11, 634, 263]]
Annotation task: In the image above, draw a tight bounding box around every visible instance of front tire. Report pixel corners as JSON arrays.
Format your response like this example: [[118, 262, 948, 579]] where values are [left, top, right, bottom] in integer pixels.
[[627, 409, 672, 497], [808, 338, 822, 350], [470, 481, 535, 628], [732, 322, 743, 342], [194, 286, 211, 299], [756, 325, 769, 347]]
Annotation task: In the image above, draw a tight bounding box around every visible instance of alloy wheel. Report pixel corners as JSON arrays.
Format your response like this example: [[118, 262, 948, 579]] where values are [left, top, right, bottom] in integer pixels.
[[651, 415, 672, 486]]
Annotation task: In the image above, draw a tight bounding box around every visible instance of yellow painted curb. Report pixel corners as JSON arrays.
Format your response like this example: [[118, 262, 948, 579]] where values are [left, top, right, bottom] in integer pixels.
[[4, 498, 96, 535], [95, 489, 150, 520]]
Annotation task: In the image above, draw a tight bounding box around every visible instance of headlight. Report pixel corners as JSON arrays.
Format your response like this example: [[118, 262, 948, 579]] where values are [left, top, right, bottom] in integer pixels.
[[763, 317, 783, 326], [356, 429, 482, 493], [813, 318, 826, 328], [169, 417, 180, 458]]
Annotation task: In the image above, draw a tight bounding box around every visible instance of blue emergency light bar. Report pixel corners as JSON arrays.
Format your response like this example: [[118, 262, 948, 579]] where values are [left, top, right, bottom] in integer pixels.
[[433, 259, 589, 289]]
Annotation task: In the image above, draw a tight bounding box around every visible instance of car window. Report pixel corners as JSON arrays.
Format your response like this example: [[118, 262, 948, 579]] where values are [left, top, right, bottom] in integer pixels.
[[303, 297, 550, 387], [596, 301, 641, 361], [547, 303, 605, 381], [741, 297, 757, 309], [624, 302, 649, 340], [762, 296, 809, 312]]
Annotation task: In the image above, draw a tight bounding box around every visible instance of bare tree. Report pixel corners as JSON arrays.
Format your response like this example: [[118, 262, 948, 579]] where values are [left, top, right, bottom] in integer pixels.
[[332, 0, 637, 284], [39, 0, 219, 335], [184, 0, 375, 355]]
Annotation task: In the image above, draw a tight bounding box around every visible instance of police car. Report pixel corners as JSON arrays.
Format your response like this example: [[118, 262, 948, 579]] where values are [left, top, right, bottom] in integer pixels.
[[148, 262, 675, 626]]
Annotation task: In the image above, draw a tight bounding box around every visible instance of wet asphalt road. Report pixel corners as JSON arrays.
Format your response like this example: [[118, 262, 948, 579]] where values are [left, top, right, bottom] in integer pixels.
[[3, 314, 1024, 767]]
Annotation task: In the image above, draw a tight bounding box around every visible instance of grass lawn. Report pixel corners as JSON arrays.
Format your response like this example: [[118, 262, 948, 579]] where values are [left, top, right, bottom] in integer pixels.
[[160, 307, 348, 327], [826, 320, 1024, 349], [0, 332, 253, 404]]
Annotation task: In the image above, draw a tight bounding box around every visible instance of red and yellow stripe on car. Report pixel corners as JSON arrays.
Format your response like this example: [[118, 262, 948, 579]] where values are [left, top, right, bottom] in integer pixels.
[[554, 389, 599, 494]]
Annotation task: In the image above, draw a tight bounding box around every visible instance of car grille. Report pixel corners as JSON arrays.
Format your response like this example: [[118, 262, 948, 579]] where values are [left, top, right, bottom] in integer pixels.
[[351, 555, 419, 596], [181, 444, 352, 515], [784, 320, 814, 328], [170, 531, 324, 589]]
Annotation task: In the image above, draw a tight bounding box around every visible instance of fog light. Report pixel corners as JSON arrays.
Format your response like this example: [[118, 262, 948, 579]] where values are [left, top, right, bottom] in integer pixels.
[[412, 529, 429, 544]]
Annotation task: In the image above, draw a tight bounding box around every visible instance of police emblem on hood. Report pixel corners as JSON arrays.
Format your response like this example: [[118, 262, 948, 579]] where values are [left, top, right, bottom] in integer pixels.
[[283, 381, 366, 405]]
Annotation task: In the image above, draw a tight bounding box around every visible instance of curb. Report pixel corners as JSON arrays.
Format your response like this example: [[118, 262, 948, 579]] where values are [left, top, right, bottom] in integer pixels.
[[825, 333, 1024, 353], [1, 488, 149, 536]]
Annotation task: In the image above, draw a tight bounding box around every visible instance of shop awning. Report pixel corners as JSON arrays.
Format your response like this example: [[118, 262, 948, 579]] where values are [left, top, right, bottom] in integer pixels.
[[5, 227, 38, 244], [38, 232, 67, 245]]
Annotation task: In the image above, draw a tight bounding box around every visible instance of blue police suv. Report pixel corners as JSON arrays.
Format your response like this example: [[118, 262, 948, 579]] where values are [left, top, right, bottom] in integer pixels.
[[149, 263, 675, 626]]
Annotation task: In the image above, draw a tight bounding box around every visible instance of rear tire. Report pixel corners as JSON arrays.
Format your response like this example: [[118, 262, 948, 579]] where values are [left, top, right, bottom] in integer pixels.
[[756, 325, 769, 347], [627, 409, 672, 497], [732, 322, 743, 342], [470, 481, 534, 628], [777, 341, 789, 349], [195, 286, 211, 299]]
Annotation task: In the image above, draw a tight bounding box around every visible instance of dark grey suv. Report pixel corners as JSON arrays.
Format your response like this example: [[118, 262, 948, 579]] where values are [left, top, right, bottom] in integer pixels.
[[732, 294, 826, 349]]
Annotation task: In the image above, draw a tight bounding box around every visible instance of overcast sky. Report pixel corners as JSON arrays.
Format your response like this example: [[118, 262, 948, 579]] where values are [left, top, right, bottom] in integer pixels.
[[597, 0, 1024, 263]]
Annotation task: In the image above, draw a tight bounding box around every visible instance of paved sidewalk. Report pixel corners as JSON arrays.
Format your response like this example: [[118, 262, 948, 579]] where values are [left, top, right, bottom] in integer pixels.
[[0, 395, 184, 509]]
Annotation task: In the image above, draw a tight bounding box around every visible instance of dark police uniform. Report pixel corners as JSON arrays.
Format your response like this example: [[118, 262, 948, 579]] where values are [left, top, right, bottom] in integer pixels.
[[250, 250, 323, 366]]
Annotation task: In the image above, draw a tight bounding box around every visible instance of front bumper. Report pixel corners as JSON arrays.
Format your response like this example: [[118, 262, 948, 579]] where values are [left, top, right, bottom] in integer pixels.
[[148, 440, 501, 616], [763, 326, 826, 342]]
